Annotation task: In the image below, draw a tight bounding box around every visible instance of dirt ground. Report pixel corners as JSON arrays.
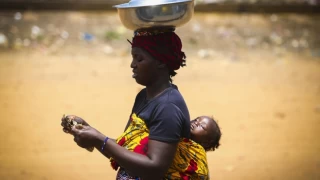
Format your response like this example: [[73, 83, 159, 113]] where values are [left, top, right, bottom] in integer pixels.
[[0, 12, 320, 180]]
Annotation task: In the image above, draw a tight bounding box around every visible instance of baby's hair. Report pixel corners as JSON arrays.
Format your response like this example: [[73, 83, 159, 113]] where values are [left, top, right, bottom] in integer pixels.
[[207, 116, 221, 151]]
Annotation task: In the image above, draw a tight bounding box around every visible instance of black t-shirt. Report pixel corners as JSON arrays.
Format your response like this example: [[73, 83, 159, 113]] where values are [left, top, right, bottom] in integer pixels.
[[125, 84, 190, 143]]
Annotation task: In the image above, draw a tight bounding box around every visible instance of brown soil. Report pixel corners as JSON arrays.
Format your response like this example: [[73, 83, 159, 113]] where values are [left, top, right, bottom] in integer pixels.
[[0, 12, 320, 180]]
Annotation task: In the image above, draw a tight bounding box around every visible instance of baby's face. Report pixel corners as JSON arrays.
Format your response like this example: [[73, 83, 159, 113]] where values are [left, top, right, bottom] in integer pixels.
[[190, 116, 215, 145]]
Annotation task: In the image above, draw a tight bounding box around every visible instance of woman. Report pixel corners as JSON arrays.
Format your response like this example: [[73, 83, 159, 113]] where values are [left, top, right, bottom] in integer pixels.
[[62, 29, 204, 179]]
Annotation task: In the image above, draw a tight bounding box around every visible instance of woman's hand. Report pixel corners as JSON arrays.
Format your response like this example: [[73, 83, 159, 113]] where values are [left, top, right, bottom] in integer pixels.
[[61, 115, 90, 134], [70, 125, 106, 149]]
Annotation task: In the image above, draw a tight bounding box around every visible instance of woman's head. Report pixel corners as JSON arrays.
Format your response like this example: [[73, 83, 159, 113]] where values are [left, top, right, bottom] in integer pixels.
[[130, 29, 186, 85], [131, 47, 162, 86], [190, 116, 221, 151]]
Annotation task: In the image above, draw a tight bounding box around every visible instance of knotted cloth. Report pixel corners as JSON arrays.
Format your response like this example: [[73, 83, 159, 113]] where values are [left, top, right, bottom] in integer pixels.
[[129, 29, 186, 71]]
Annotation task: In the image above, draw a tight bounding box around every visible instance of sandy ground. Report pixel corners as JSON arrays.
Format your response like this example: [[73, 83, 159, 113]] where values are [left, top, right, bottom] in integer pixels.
[[0, 12, 320, 180]]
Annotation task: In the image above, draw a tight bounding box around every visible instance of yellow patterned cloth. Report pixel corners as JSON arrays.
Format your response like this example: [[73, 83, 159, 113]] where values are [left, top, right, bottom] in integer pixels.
[[110, 113, 209, 180]]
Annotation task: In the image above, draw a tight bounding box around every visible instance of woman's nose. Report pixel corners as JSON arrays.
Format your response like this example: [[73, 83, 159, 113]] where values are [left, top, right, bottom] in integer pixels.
[[130, 60, 136, 69]]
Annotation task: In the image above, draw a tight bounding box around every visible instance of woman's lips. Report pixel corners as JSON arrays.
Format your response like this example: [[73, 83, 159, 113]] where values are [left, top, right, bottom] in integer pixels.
[[132, 72, 137, 78]]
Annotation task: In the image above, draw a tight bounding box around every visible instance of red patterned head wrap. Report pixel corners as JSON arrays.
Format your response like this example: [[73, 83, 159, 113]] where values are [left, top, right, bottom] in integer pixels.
[[129, 29, 186, 71]]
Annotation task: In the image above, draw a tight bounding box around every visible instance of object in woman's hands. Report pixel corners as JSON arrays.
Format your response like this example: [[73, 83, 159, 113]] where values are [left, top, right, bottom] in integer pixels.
[[61, 114, 94, 152]]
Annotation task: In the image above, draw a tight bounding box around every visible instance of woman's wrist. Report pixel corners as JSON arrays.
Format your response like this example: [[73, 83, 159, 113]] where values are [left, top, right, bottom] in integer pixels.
[[95, 133, 107, 150], [101, 136, 109, 152]]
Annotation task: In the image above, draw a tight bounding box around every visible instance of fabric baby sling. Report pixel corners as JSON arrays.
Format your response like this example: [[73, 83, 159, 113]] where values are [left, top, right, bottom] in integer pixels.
[[110, 113, 209, 180]]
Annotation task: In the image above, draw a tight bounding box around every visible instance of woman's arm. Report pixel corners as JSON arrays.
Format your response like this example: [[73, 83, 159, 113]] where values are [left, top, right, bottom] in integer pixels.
[[96, 134, 177, 180], [93, 138, 115, 159], [71, 126, 178, 179]]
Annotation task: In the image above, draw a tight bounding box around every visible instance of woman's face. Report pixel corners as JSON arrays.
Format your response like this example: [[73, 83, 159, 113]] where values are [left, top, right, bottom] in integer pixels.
[[130, 47, 159, 86], [190, 116, 215, 145]]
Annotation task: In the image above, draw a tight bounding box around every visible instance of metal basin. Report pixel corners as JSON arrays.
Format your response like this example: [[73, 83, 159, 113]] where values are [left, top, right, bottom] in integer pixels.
[[114, 0, 194, 31]]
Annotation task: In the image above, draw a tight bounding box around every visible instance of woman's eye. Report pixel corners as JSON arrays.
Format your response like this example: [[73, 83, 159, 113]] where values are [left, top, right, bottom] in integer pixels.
[[133, 55, 143, 62]]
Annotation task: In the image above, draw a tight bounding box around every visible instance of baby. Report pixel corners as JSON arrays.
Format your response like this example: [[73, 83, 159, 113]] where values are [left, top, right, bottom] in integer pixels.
[[190, 116, 221, 151]]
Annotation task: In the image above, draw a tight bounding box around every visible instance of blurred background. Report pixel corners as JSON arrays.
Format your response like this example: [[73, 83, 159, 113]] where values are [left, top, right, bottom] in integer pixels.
[[0, 0, 319, 180]]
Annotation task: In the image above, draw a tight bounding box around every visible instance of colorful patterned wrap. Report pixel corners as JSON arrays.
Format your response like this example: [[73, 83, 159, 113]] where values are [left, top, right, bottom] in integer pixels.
[[130, 30, 186, 71], [110, 113, 209, 180]]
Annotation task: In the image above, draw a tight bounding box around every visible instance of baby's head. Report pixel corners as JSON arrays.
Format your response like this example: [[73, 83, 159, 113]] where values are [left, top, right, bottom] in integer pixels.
[[190, 116, 221, 151]]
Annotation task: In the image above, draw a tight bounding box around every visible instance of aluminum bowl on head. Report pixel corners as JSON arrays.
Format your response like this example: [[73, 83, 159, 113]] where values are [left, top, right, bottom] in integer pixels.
[[113, 0, 194, 31]]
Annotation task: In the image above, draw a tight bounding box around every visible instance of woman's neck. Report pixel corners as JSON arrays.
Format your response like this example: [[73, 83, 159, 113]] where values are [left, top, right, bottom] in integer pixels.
[[145, 80, 171, 100]]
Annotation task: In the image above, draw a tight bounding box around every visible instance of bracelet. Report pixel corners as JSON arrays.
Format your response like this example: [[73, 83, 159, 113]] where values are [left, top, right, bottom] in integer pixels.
[[101, 136, 109, 152]]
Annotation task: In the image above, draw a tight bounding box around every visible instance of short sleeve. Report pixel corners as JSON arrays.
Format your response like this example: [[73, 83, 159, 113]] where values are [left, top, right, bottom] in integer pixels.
[[148, 103, 186, 143]]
